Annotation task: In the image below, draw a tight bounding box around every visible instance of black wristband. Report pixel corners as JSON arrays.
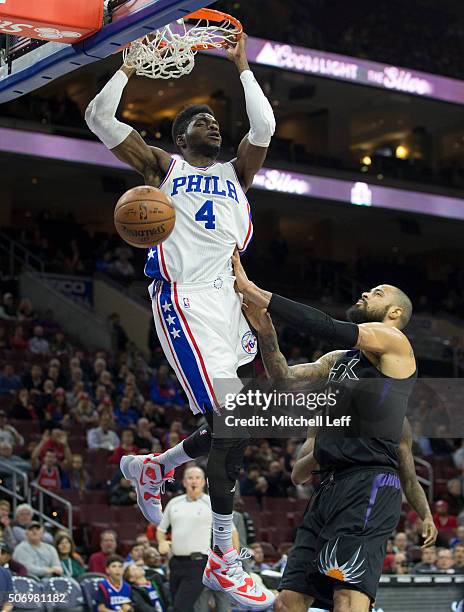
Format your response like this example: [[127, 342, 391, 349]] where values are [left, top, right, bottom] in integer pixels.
[[268, 294, 359, 347]]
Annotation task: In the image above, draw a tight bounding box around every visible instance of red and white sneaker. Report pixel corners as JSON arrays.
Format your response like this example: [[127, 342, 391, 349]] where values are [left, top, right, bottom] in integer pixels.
[[120, 453, 175, 524], [203, 548, 275, 610]]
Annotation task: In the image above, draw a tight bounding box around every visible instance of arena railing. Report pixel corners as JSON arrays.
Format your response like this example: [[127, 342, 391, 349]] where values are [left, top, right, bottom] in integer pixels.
[[28, 481, 73, 534], [0, 458, 29, 513], [0, 230, 45, 275]]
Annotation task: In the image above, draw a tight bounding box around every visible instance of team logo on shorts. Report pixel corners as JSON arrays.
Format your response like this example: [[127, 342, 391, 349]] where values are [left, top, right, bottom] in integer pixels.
[[183, 297, 190, 309], [318, 538, 366, 584], [241, 331, 257, 354]]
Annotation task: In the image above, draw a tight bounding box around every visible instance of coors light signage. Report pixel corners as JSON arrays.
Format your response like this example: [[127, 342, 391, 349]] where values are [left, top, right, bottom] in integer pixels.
[[243, 38, 464, 105]]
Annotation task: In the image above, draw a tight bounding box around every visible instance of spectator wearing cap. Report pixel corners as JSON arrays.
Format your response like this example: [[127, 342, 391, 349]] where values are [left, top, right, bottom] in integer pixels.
[[413, 546, 437, 573], [0, 539, 27, 576], [11, 504, 53, 544], [0, 411, 24, 447], [88, 529, 118, 574], [108, 429, 139, 465], [28, 325, 50, 355], [12, 522, 63, 578], [31, 429, 72, 470], [0, 293, 15, 320], [434, 500, 458, 533], [87, 412, 120, 450], [0, 365, 21, 397]]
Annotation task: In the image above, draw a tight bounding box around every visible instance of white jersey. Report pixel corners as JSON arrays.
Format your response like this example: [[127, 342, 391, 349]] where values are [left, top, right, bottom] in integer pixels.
[[144, 158, 253, 283]]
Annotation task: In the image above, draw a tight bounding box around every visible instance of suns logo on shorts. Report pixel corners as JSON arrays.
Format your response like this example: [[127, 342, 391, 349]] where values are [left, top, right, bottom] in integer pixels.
[[318, 539, 366, 584], [241, 331, 257, 354]]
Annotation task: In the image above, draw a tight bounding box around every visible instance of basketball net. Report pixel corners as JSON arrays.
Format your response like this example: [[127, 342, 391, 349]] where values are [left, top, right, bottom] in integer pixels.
[[122, 9, 242, 80]]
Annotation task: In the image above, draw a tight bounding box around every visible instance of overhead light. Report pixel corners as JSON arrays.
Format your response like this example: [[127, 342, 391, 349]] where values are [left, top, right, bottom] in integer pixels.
[[395, 145, 409, 159], [155, 131, 162, 139], [361, 155, 372, 166]]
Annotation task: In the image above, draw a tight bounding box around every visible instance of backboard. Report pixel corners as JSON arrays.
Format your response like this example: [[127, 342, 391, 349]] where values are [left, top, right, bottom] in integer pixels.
[[0, 0, 214, 103]]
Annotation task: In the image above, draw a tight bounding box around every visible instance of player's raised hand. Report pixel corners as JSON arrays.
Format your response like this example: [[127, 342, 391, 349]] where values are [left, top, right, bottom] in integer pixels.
[[226, 32, 249, 72]]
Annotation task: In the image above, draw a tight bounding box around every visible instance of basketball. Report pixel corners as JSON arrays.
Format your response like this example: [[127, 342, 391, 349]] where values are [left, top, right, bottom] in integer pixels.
[[114, 185, 175, 248]]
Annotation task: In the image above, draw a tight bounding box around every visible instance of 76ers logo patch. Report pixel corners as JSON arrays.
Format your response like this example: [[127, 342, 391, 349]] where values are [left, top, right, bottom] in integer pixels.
[[241, 331, 257, 354]]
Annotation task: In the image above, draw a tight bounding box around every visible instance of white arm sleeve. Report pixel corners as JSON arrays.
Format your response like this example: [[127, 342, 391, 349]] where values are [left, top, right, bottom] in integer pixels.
[[85, 70, 133, 150], [240, 69, 276, 147]]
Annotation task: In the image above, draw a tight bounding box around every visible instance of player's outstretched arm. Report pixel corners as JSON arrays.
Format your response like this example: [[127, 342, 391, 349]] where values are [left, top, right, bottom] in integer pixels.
[[397, 419, 437, 548], [85, 65, 171, 184], [233, 252, 413, 358], [243, 299, 344, 382], [228, 34, 276, 191]]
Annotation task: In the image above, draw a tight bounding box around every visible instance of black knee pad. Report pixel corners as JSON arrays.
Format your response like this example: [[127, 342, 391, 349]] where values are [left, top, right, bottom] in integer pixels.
[[182, 423, 212, 459], [207, 437, 250, 499]]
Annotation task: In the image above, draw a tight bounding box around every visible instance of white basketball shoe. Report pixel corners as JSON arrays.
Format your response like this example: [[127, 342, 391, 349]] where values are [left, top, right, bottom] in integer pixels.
[[120, 453, 175, 524], [203, 547, 276, 610]]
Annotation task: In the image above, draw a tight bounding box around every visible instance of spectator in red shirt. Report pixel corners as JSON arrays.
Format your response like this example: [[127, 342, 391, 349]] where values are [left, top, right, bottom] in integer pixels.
[[9, 325, 28, 351], [31, 429, 72, 470], [433, 500, 458, 532], [36, 450, 61, 491], [108, 429, 139, 465], [88, 530, 118, 574]]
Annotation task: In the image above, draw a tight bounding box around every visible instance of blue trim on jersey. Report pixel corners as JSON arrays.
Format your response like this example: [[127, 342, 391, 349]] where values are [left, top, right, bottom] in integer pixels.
[[230, 162, 254, 254], [158, 283, 213, 413], [144, 247, 164, 280]]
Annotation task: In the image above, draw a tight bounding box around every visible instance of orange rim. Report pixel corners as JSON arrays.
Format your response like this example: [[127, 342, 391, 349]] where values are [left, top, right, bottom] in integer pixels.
[[184, 8, 242, 50], [118, 8, 242, 54]]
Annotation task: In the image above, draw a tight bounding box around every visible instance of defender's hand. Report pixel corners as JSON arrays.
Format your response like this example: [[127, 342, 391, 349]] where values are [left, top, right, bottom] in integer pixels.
[[232, 250, 252, 295], [242, 300, 272, 333], [421, 516, 438, 548]]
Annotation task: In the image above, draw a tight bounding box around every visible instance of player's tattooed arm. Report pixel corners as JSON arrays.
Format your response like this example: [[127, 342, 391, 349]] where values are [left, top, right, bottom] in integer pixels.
[[398, 419, 437, 547], [244, 299, 343, 382]]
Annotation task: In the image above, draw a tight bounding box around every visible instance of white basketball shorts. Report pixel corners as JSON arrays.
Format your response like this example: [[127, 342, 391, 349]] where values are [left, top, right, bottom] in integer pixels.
[[149, 275, 257, 414]]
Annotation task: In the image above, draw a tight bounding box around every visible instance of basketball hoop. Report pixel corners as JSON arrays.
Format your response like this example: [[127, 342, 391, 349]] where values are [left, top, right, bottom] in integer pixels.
[[122, 8, 242, 80]]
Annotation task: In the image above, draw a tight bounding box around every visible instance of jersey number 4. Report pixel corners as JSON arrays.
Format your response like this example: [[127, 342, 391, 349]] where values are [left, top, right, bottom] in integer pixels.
[[195, 200, 216, 229]]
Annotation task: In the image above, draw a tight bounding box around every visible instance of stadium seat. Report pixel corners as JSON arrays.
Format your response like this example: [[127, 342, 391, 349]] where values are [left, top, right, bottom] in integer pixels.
[[42, 576, 84, 612], [11, 576, 45, 610], [111, 506, 138, 523], [77, 573, 106, 611]]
